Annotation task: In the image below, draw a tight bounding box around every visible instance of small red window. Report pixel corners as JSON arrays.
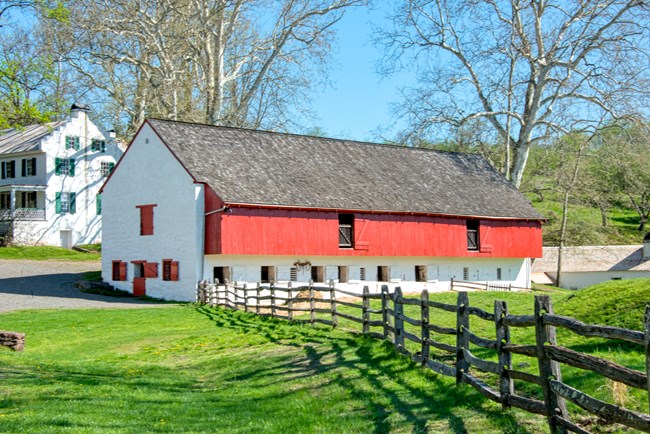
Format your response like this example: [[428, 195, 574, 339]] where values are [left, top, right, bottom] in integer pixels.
[[162, 259, 179, 281], [136, 204, 157, 236], [112, 260, 127, 281]]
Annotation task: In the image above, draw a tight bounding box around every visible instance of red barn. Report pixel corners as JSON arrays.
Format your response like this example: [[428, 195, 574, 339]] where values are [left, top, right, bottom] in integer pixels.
[[101, 119, 543, 301]]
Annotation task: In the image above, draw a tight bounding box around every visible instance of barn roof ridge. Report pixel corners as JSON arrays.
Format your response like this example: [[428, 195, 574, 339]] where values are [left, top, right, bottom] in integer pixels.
[[146, 117, 474, 157]]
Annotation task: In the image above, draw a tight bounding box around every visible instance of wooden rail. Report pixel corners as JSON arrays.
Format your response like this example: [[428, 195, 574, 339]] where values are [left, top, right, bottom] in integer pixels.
[[196, 281, 650, 433]]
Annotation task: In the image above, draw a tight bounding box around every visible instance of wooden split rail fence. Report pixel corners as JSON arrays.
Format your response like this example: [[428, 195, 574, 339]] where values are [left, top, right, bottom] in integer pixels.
[[196, 281, 650, 433]]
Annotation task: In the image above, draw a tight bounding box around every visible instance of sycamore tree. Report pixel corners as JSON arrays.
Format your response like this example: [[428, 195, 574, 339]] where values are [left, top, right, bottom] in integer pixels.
[[45, 0, 366, 136], [380, 0, 650, 188]]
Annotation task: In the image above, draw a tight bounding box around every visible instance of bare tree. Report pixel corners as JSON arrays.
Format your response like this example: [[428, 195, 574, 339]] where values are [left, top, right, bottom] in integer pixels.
[[592, 120, 650, 232], [379, 0, 650, 187], [46, 0, 365, 135]]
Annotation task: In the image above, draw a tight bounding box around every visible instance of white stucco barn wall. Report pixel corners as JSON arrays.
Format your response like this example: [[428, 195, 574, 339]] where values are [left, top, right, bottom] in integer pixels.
[[203, 255, 530, 293], [9, 109, 120, 246], [101, 123, 201, 301], [546, 271, 650, 290]]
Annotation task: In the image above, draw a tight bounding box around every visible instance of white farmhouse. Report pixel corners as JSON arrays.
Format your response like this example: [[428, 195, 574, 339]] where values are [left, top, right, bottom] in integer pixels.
[[0, 104, 123, 247], [101, 119, 544, 301]]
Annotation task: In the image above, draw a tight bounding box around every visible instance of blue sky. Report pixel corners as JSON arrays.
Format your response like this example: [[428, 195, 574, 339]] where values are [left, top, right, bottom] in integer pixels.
[[309, 4, 414, 142]]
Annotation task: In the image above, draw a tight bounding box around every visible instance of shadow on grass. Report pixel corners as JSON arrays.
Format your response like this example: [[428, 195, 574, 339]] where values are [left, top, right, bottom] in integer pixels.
[[196, 305, 534, 434]]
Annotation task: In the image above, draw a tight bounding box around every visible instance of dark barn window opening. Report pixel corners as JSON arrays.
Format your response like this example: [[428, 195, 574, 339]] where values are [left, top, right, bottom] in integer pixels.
[[338, 214, 354, 248], [467, 220, 479, 251]]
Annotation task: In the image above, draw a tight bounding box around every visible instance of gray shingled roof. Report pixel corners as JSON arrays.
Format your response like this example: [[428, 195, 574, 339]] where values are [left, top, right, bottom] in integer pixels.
[[0, 122, 64, 154], [147, 119, 544, 220]]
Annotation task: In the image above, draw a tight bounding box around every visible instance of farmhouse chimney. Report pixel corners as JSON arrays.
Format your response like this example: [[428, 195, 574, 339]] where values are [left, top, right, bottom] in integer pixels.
[[644, 233, 650, 259], [70, 103, 90, 121]]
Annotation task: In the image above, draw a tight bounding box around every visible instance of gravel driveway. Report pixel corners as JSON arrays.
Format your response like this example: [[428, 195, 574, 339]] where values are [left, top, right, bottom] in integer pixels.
[[0, 260, 169, 313]]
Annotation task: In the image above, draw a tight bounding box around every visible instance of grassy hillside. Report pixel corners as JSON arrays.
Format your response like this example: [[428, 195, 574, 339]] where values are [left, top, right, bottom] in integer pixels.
[[556, 278, 650, 331], [529, 194, 644, 246]]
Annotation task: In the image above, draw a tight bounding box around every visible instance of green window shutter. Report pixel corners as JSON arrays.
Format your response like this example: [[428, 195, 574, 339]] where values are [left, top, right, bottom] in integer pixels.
[[32, 157, 36, 176], [109, 162, 115, 173], [69, 158, 75, 176], [70, 193, 76, 214], [55, 192, 62, 214], [21, 159, 26, 177], [101, 141, 106, 152], [96, 194, 101, 215], [65, 136, 70, 149], [55, 158, 62, 175], [74, 136, 80, 150]]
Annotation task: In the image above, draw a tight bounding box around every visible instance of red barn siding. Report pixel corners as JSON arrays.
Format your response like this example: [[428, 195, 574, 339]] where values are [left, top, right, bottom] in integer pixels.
[[204, 186, 224, 254], [209, 206, 542, 258]]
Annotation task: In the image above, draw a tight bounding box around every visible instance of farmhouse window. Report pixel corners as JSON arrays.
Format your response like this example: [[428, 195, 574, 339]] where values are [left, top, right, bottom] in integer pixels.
[[20, 192, 37, 208], [96, 194, 101, 215], [466, 220, 479, 251], [260, 266, 275, 283], [100, 161, 115, 177], [55, 192, 76, 214], [136, 204, 156, 236], [359, 267, 366, 281], [21, 158, 37, 177], [377, 266, 390, 282], [415, 265, 427, 282], [338, 266, 348, 283], [55, 158, 75, 176], [163, 259, 179, 281], [112, 260, 127, 281], [311, 266, 325, 283], [1, 160, 15, 179], [213, 266, 231, 284], [0, 192, 10, 209], [91, 139, 106, 152], [338, 214, 354, 248], [65, 135, 80, 150]]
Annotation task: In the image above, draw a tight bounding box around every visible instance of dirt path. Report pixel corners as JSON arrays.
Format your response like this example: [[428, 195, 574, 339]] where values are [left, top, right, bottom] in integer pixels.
[[0, 260, 169, 313]]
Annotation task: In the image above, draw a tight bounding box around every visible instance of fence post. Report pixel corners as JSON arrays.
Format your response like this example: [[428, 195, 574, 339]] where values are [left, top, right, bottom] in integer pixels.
[[645, 305, 650, 413], [495, 300, 513, 409], [330, 280, 337, 329], [456, 291, 470, 385], [362, 285, 370, 335], [256, 283, 261, 315], [421, 289, 430, 366], [535, 295, 568, 434], [393, 287, 404, 353], [271, 281, 276, 318], [450, 277, 454, 291], [381, 285, 390, 341], [243, 283, 248, 312], [309, 280, 315, 326], [288, 281, 293, 321], [209, 284, 216, 307]]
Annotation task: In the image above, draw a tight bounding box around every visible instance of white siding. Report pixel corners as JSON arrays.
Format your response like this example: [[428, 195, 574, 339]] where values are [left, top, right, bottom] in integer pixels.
[[101, 123, 200, 301], [203, 255, 531, 295]]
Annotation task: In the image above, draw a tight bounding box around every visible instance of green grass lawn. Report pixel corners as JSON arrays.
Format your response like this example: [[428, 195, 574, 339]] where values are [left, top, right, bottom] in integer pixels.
[[0, 305, 549, 433], [0, 245, 100, 261], [0, 284, 646, 433]]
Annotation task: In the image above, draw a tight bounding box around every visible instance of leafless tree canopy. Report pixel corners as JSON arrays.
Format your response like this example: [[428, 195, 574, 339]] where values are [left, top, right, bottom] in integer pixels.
[[48, 0, 364, 135], [380, 0, 650, 187]]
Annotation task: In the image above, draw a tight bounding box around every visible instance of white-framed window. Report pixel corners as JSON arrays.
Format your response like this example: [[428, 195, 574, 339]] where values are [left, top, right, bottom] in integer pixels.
[[100, 161, 115, 177], [55, 158, 75, 176], [56, 192, 76, 214]]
